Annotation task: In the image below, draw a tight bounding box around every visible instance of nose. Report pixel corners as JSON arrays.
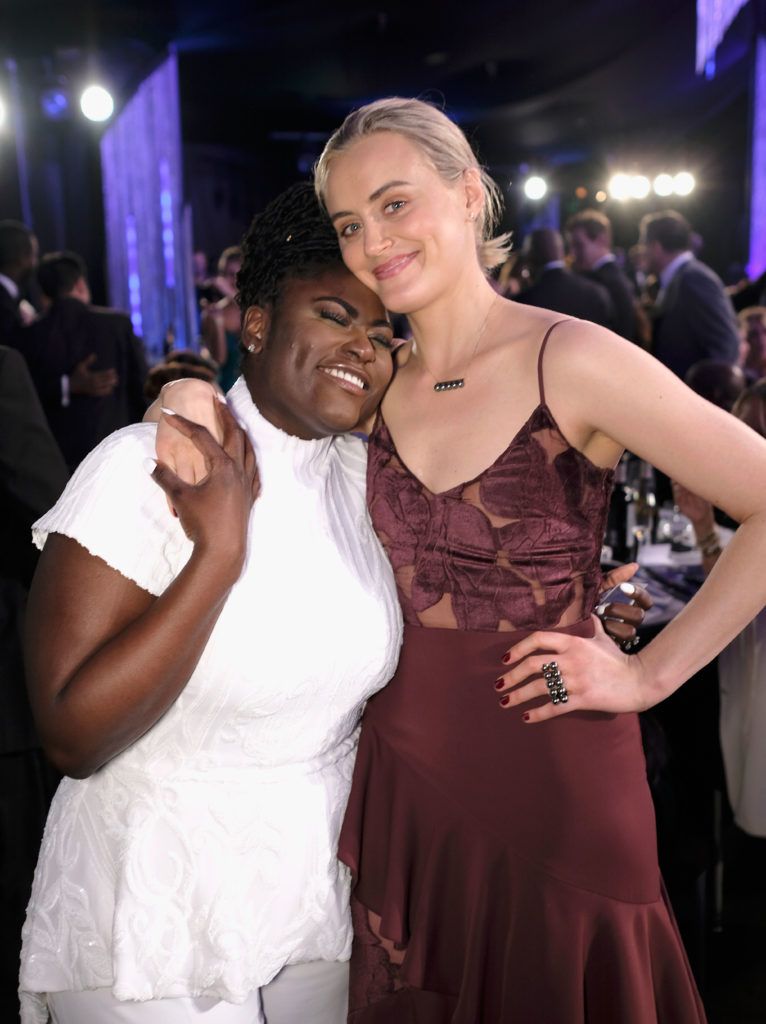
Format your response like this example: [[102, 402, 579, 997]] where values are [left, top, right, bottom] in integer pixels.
[[363, 219, 391, 258], [342, 328, 377, 363]]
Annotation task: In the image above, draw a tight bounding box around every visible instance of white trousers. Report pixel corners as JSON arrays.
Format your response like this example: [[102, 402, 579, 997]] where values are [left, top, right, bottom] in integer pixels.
[[47, 960, 348, 1024]]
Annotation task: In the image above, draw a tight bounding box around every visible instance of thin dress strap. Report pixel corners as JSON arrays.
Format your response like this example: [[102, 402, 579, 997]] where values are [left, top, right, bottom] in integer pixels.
[[537, 319, 573, 406]]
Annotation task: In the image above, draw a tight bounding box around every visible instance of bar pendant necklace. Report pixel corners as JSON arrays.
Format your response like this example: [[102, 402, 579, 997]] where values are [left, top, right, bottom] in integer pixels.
[[419, 297, 497, 393]]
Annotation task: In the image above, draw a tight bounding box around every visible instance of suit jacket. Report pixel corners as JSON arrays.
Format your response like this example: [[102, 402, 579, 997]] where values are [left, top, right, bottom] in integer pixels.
[[584, 261, 637, 341], [0, 346, 69, 754], [15, 296, 148, 470], [516, 267, 614, 328], [652, 258, 740, 379], [0, 281, 22, 349]]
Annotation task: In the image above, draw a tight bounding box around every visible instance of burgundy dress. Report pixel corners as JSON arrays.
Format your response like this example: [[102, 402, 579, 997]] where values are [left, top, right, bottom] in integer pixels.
[[339, 323, 707, 1023]]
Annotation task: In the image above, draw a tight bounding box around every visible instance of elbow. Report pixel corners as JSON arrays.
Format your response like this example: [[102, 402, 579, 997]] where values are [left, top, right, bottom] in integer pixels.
[[40, 737, 105, 780]]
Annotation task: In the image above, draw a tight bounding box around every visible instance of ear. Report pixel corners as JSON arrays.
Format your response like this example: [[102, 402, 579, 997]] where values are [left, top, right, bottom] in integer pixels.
[[462, 167, 484, 223], [242, 305, 269, 353]]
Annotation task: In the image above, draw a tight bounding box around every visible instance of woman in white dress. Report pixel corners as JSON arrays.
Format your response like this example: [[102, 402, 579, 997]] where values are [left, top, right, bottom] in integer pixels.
[[19, 185, 403, 1023]]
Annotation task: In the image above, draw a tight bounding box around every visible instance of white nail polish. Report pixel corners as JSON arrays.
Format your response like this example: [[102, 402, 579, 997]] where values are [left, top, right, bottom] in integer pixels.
[[160, 406, 177, 416], [595, 604, 607, 616], [143, 457, 157, 473], [619, 582, 636, 595]]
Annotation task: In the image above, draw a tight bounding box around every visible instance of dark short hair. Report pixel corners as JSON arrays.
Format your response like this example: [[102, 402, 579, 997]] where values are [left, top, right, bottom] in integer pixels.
[[641, 210, 691, 253], [37, 251, 88, 299], [565, 209, 612, 245], [0, 220, 34, 273], [237, 182, 345, 313]]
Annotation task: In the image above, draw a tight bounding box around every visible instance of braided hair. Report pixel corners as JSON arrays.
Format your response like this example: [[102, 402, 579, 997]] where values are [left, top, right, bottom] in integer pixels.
[[237, 182, 344, 314]]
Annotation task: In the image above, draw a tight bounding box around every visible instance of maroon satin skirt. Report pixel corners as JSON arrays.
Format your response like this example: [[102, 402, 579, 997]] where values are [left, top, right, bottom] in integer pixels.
[[339, 620, 707, 1023]]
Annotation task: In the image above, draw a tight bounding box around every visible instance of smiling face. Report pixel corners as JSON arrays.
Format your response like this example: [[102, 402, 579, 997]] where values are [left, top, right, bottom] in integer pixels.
[[242, 265, 394, 439], [323, 132, 483, 315]]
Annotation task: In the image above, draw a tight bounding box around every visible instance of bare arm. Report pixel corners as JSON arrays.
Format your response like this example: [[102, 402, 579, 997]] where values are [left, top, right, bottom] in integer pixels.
[[25, 405, 259, 777], [499, 323, 766, 720]]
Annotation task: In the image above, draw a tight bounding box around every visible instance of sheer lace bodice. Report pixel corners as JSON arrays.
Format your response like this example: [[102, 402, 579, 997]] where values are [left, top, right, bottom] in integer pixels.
[[367, 322, 615, 632]]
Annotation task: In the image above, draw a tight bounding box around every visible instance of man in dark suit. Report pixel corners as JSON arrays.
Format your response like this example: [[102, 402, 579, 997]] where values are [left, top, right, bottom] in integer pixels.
[[566, 210, 638, 342], [0, 345, 68, 1020], [640, 211, 740, 379], [516, 228, 614, 327], [15, 251, 148, 470], [0, 220, 37, 347]]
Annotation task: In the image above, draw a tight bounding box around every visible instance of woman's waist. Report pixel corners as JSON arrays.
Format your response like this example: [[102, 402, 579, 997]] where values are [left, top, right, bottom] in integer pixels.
[[108, 730, 359, 786]]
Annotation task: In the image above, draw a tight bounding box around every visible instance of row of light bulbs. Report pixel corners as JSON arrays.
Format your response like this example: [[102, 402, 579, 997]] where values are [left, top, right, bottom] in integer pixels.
[[522, 171, 696, 202], [0, 84, 115, 128]]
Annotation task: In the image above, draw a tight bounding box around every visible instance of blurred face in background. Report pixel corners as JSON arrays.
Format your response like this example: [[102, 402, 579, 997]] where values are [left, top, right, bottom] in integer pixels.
[[567, 226, 607, 272], [742, 313, 766, 375]]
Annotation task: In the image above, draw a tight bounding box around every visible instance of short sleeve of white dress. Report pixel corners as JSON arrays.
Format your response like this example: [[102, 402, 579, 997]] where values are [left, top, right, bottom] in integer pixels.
[[32, 424, 192, 595]]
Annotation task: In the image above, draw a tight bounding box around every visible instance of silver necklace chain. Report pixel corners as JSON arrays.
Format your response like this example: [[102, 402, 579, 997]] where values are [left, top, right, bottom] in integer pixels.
[[415, 296, 498, 393]]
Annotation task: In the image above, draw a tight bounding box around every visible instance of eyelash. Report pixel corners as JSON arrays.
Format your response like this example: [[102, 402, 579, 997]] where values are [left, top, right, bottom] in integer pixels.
[[319, 309, 393, 350]]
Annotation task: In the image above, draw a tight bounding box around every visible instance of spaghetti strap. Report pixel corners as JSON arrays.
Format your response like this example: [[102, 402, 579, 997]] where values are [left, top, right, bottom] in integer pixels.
[[537, 319, 573, 406]]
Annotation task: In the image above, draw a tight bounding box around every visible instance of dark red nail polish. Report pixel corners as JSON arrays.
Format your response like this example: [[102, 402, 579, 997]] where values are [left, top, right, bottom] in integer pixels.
[[499, 695, 510, 707], [522, 712, 530, 722], [502, 653, 511, 664], [494, 678, 505, 690]]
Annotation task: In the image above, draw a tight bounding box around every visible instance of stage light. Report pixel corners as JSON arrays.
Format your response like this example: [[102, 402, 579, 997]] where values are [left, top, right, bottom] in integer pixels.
[[653, 173, 674, 197], [629, 175, 651, 199], [575, 186, 588, 200], [524, 176, 548, 201], [595, 190, 607, 203], [80, 84, 114, 123], [0, 96, 6, 129], [608, 174, 631, 201], [673, 171, 695, 196], [41, 87, 70, 121]]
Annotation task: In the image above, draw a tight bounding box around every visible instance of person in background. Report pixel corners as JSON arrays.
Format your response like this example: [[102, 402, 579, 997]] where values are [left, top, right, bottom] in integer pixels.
[[14, 251, 148, 471], [641, 210, 740, 379], [144, 350, 220, 404], [673, 379, 766, 840], [0, 345, 67, 1022], [737, 306, 766, 381], [566, 209, 638, 341], [684, 360, 746, 412], [516, 227, 614, 327], [200, 246, 243, 392], [0, 221, 38, 344]]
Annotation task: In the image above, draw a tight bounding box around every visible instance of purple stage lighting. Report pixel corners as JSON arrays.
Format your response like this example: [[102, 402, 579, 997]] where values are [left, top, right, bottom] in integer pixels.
[[750, 33, 766, 278]]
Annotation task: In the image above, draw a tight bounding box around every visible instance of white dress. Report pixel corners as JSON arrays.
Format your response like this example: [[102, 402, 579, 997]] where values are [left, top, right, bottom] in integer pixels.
[[718, 609, 766, 837], [19, 378, 403, 1023]]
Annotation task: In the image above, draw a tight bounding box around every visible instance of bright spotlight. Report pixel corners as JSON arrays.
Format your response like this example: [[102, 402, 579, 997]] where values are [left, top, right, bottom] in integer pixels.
[[608, 173, 631, 201], [524, 175, 548, 201], [629, 175, 651, 199], [80, 84, 114, 123], [595, 190, 607, 203], [673, 171, 695, 196], [653, 173, 674, 197]]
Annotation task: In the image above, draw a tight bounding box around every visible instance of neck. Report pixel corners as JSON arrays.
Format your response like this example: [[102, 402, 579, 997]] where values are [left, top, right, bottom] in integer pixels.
[[406, 267, 499, 379]]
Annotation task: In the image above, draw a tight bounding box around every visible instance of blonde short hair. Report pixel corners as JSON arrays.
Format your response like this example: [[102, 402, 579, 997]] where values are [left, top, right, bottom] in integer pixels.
[[314, 97, 511, 272], [737, 305, 766, 329]]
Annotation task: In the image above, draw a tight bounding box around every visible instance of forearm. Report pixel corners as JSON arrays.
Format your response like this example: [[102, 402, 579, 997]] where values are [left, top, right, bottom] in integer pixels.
[[639, 512, 766, 699], [37, 548, 240, 777]]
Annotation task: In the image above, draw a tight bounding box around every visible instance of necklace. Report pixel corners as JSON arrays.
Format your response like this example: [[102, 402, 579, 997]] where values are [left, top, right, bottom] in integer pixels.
[[416, 297, 497, 393]]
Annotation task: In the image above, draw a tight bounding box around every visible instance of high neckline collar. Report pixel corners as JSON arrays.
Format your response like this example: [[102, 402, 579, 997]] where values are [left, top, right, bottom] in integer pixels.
[[227, 376, 335, 474]]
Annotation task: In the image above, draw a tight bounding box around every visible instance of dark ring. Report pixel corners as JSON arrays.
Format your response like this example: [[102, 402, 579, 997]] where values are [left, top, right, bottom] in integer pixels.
[[620, 637, 640, 652]]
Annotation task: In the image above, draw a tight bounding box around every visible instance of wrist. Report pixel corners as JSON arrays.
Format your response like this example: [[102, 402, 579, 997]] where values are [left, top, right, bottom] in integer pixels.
[[190, 540, 246, 585]]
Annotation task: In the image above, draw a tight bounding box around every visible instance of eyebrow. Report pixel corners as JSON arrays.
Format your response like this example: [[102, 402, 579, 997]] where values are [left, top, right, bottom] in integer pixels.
[[314, 295, 392, 330], [328, 180, 412, 223]]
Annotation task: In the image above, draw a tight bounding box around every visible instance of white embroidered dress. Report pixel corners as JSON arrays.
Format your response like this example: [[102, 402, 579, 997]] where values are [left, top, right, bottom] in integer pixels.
[[19, 378, 402, 1023]]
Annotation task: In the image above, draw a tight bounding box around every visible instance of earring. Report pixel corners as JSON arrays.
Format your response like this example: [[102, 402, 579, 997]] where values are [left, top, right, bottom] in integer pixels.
[[246, 334, 261, 354]]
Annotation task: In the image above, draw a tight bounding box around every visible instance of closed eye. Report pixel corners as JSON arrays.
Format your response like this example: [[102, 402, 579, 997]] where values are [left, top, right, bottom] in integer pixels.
[[371, 333, 394, 350], [319, 308, 350, 327]]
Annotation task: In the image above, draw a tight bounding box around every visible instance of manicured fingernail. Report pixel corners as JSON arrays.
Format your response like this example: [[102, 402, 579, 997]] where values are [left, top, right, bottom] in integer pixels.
[[143, 457, 156, 473], [499, 695, 510, 707], [619, 582, 636, 595], [502, 652, 511, 664], [494, 677, 505, 690], [215, 391, 227, 403], [160, 406, 177, 416], [595, 604, 607, 616], [522, 712, 530, 722]]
